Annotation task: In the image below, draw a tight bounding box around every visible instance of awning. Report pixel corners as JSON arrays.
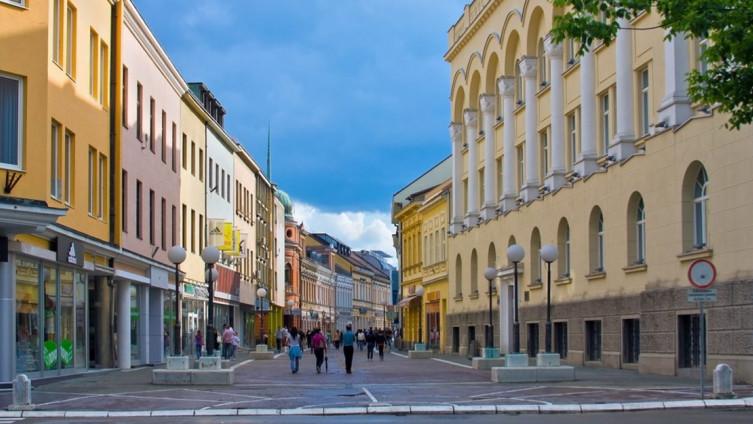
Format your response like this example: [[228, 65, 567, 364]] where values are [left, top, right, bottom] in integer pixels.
[[397, 295, 419, 307]]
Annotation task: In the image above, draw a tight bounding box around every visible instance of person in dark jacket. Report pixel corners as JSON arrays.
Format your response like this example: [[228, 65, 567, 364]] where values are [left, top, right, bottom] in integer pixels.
[[375, 329, 386, 360], [366, 328, 375, 360]]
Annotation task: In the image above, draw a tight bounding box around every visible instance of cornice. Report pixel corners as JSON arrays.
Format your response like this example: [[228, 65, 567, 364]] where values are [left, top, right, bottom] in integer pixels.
[[445, 0, 502, 63]]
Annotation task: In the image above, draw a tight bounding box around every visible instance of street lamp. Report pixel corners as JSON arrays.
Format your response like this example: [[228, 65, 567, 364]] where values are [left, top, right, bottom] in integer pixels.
[[167, 246, 187, 356], [483, 267, 497, 350], [540, 244, 558, 353], [201, 246, 220, 355], [506, 244, 525, 353], [415, 285, 424, 346], [257, 286, 268, 345]]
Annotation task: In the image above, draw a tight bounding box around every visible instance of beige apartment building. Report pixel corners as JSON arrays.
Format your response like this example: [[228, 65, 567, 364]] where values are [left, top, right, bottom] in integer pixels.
[[445, 0, 753, 382]]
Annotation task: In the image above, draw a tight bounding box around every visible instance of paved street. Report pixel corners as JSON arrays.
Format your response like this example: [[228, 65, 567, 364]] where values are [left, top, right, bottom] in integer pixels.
[[2, 348, 752, 413]]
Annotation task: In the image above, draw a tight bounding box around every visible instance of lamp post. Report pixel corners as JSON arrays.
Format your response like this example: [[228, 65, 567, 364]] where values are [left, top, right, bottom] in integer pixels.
[[167, 246, 187, 356], [540, 244, 558, 353], [201, 246, 220, 356], [257, 286, 268, 344], [415, 285, 424, 345], [483, 267, 497, 350], [506, 244, 525, 353]]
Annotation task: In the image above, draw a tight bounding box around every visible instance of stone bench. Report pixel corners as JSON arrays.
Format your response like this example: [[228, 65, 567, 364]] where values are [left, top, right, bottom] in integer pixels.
[[472, 357, 505, 370]]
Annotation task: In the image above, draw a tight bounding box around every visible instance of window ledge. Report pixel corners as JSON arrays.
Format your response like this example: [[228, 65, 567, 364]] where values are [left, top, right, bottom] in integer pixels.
[[677, 248, 713, 263], [623, 263, 647, 274], [585, 271, 606, 281], [494, 119, 504, 130], [536, 83, 551, 97], [555, 276, 572, 286], [528, 282, 543, 290], [562, 61, 580, 78], [453, 294, 463, 302], [0, 0, 26, 9], [469, 291, 479, 300]]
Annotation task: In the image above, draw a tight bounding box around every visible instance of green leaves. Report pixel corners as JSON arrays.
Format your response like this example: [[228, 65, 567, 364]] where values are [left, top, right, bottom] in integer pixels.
[[550, 0, 753, 129]]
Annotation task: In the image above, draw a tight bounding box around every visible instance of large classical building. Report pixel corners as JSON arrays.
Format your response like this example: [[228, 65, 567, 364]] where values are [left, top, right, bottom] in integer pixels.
[[445, 0, 753, 382]]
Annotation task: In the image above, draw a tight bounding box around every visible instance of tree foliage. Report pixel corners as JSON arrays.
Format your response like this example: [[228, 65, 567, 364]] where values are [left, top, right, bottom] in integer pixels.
[[550, 0, 753, 129]]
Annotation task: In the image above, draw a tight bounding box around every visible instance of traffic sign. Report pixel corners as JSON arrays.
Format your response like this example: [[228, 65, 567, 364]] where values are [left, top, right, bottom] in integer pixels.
[[688, 259, 716, 289], [688, 288, 717, 303]]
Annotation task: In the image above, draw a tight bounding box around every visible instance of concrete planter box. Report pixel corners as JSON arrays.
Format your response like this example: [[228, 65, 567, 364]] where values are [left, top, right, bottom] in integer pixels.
[[250, 351, 275, 360], [472, 357, 505, 370], [408, 350, 433, 359], [536, 353, 561, 367], [198, 357, 222, 370], [491, 365, 575, 383], [166, 356, 190, 370], [152, 369, 234, 385], [505, 353, 530, 367]]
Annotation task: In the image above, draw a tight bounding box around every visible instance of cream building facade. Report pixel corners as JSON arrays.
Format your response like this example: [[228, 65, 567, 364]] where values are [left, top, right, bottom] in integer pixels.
[[446, 0, 753, 382]]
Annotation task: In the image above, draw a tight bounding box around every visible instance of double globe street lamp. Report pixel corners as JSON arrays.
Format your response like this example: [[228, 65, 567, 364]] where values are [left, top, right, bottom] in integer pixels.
[[483, 267, 498, 352], [506, 244, 525, 353], [257, 286, 268, 345], [167, 246, 187, 356], [540, 244, 558, 353], [201, 246, 220, 356]]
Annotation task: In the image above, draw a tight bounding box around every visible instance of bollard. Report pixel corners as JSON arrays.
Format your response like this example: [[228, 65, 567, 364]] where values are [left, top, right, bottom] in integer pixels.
[[713, 363, 735, 399], [8, 374, 34, 411]]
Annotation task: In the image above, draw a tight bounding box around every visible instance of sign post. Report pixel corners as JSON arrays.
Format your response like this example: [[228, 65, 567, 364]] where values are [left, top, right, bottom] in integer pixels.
[[687, 259, 717, 400]]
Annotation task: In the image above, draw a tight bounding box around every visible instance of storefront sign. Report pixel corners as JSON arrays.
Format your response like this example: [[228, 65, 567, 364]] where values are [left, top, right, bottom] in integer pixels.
[[55, 236, 84, 267]]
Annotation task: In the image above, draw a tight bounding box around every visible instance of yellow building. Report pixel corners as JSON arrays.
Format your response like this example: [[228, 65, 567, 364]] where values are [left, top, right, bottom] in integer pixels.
[[393, 157, 451, 351], [445, 0, 753, 382]]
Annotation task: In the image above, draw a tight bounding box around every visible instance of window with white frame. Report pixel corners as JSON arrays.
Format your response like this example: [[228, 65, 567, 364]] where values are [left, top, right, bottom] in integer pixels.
[[517, 144, 525, 190], [64, 130, 73, 204], [537, 38, 547, 87], [639, 68, 650, 136], [0, 73, 23, 169], [539, 129, 549, 182], [51, 122, 61, 198], [557, 219, 571, 277], [567, 111, 578, 169], [600, 92, 610, 156], [514, 59, 523, 105], [497, 157, 503, 200], [53, 0, 62, 64], [98, 153, 106, 218], [597, 214, 605, 271], [88, 147, 95, 215], [696, 37, 710, 75], [693, 168, 709, 248], [65, 3, 76, 77], [636, 199, 646, 263]]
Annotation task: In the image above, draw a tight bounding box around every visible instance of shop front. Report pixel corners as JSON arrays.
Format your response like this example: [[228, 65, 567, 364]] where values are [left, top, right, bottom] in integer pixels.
[[180, 282, 207, 357]]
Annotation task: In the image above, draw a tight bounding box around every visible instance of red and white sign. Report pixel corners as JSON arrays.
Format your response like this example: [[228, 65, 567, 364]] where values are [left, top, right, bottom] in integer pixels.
[[688, 259, 717, 289]]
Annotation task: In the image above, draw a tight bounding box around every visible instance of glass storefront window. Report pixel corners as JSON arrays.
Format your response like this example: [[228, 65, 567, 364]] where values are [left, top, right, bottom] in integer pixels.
[[130, 285, 140, 362], [16, 258, 41, 374], [164, 291, 175, 356], [43, 265, 58, 370], [74, 272, 87, 368], [60, 270, 74, 369], [182, 298, 205, 356]]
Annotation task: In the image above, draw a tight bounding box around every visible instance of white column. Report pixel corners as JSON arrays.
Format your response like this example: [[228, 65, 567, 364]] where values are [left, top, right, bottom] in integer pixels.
[[139, 287, 149, 364], [544, 36, 566, 190], [117, 280, 131, 369], [148, 287, 164, 362], [464, 109, 480, 227], [575, 45, 598, 177], [519, 57, 540, 202], [449, 123, 463, 234], [0, 252, 15, 382], [497, 77, 517, 212], [610, 17, 636, 160], [499, 281, 511, 354], [658, 30, 692, 127], [479, 94, 497, 220]]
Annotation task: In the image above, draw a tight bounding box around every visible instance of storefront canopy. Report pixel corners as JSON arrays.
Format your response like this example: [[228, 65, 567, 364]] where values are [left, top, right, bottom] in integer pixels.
[[397, 295, 418, 307]]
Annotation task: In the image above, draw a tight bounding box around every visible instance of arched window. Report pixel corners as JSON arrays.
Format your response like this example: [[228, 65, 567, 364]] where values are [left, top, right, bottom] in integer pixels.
[[487, 242, 496, 268], [285, 264, 292, 290], [682, 162, 709, 251], [537, 38, 547, 87], [470, 249, 479, 295], [441, 229, 446, 261], [507, 235, 517, 266], [455, 255, 463, 297], [589, 207, 605, 272], [530, 228, 542, 284], [627, 193, 646, 265], [557, 219, 571, 277], [514, 58, 523, 105]]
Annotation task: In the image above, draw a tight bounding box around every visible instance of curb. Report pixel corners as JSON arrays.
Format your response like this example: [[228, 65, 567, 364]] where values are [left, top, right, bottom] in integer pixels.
[[2, 397, 751, 418]]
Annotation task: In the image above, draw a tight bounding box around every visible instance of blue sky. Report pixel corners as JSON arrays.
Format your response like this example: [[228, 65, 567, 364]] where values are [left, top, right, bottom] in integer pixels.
[[135, 0, 465, 255]]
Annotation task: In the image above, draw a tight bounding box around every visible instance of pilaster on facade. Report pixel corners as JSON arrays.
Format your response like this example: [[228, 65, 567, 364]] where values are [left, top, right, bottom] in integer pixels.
[[479, 94, 497, 220], [519, 57, 540, 202], [610, 18, 637, 161], [544, 36, 566, 191], [449, 122, 464, 234], [463, 109, 480, 227], [575, 45, 599, 178], [658, 31, 693, 128], [497, 76, 517, 212]]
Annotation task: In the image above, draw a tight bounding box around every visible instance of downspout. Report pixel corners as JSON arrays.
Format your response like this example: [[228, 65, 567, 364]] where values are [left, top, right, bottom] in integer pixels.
[[109, 0, 123, 246]]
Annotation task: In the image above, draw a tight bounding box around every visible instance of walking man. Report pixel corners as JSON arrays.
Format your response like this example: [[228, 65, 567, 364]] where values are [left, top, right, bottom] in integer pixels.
[[342, 323, 355, 374], [366, 328, 375, 360]]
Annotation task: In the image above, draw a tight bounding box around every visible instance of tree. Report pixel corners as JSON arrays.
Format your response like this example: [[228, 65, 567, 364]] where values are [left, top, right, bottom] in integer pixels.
[[550, 0, 753, 129]]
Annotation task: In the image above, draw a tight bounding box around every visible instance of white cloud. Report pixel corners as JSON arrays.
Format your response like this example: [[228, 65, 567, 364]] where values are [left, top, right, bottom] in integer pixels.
[[292, 200, 397, 266]]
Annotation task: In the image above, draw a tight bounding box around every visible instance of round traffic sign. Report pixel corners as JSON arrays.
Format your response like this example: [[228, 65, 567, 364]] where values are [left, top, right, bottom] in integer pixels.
[[688, 259, 716, 288]]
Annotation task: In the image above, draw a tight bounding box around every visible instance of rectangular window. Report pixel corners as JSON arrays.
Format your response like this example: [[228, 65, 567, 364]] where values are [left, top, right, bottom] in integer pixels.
[[122, 170, 128, 232], [622, 319, 640, 364], [89, 30, 98, 98], [539, 129, 549, 182], [160, 198, 166, 250], [554, 322, 568, 358], [98, 153, 106, 218], [190, 209, 196, 253], [527, 323, 539, 357], [122, 66, 128, 127], [51, 122, 61, 198], [136, 180, 143, 239], [221, 169, 225, 198], [181, 134, 187, 170], [0, 73, 23, 168], [181, 204, 187, 249], [148, 189, 155, 245], [585, 320, 602, 361], [190, 141, 195, 176], [171, 205, 176, 246], [87, 147, 95, 215], [99, 42, 108, 105], [53, 0, 62, 64], [64, 131, 73, 204], [678, 314, 703, 368], [149, 98, 155, 153], [171, 123, 177, 172], [600, 92, 610, 155], [136, 82, 143, 141], [567, 111, 578, 168], [478, 168, 484, 207], [639, 68, 650, 136], [696, 38, 709, 75], [161, 111, 166, 163], [226, 174, 230, 202], [497, 158, 503, 201], [65, 3, 76, 77], [517, 144, 524, 190], [199, 214, 204, 252], [198, 149, 204, 182]]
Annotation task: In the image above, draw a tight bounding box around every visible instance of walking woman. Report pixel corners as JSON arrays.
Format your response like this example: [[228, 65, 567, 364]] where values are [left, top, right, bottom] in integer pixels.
[[287, 327, 303, 374], [194, 330, 203, 359], [311, 328, 327, 374]]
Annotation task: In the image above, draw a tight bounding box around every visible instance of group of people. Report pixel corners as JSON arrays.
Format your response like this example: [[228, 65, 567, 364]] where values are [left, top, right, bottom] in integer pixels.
[[189, 324, 240, 360], [355, 327, 392, 360]]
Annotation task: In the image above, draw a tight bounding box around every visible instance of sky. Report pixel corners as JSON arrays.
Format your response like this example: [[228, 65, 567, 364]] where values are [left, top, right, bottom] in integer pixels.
[[135, 0, 466, 259]]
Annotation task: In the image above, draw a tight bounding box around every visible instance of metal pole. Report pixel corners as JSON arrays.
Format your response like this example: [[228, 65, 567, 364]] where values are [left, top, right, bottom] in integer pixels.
[[700, 301, 705, 400], [206, 264, 215, 356], [418, 296, 422, 344], [487, 277, 493, 348], [545, 261, 552, 353], [513, 261, 520, 353], [174, 263, 181, 356]]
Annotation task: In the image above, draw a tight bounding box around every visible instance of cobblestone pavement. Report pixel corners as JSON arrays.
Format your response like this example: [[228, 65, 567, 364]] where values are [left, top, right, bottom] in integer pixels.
[[2, 348, 752, 412]]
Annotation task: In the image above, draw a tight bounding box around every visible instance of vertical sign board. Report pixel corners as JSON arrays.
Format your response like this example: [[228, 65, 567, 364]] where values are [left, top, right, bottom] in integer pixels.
[[687, 259, 717, 400]]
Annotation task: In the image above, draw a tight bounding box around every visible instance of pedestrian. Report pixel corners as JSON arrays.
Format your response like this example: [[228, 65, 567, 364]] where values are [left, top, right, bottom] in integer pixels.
[[287, 326, 303, 374], [194, 330, 203, 359], [366, 328, 375, 360], [306, 330, 313, 353], [276, 327, 283, 353], [357, 329, 366, 351], [231, 330, 240, 359], [342, 323, 355, 374], [311, 328, 327, 374], [222, 324, 234, 359], [333, 329, 341, 351], [376, 329, 386, 360]]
